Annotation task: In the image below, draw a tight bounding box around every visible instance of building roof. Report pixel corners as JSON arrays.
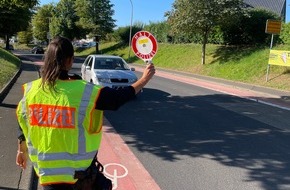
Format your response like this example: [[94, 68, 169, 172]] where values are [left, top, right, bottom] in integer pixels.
[[243, 0, 286, 19]]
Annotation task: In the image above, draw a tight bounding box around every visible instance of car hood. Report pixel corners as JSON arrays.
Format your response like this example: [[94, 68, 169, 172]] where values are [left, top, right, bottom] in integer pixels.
[[94, 69, 137, 79]]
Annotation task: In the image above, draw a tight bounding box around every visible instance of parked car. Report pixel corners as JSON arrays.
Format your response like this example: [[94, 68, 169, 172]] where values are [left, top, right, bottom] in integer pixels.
[[31, 46, 44, 54], [8, 44, 14, 50], [81, 55, 138, 89]]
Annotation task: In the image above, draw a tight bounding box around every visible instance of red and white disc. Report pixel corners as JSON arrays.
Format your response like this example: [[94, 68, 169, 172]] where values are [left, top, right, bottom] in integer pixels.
[[131, 31, 158, 61]]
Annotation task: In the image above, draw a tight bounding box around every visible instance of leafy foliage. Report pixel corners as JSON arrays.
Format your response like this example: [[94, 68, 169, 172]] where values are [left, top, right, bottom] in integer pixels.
[[50, 0, 82, 40], [75, 0, 115, 39], [0, 0, 37, 48], [31, 4, 55, 42], [221, 8, 278, 45], [280, 22, 290, 45], [166, 0, 245, 64], [0, 0, 38, 9], [17, 23, 33, 44], [113, 25, 143, 44], [144, 21, 170, 43]]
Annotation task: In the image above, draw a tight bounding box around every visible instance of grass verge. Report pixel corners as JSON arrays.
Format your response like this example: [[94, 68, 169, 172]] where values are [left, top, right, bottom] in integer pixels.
[[0, 48, 21, 90]]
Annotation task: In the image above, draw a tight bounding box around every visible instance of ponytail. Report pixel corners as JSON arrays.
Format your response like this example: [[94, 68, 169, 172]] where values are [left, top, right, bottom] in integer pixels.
[[40, 36, 74, 90]]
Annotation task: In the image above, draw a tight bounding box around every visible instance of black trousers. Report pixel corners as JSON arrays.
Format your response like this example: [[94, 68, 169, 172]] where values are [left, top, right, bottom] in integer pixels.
[[42, 183, 74, 190]]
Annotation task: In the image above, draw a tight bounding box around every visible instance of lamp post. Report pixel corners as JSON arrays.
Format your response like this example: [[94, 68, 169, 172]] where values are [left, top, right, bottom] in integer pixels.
[[94, 35, 101, 54], [128, 0, 133, 62]]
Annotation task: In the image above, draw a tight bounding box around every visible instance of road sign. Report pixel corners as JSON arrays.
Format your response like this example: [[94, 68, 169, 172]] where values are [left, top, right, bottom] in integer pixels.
[[131, 31, 158, 62], [265, 19, 282, 35]]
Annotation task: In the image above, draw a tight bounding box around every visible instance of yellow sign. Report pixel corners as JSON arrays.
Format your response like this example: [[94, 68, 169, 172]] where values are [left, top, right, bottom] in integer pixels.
[[268, 50, 290, 67], [138, 38, 149, 44], [265, 20, 282, 34]]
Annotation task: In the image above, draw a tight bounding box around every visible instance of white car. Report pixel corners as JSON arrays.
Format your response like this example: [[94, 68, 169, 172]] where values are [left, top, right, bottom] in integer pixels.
[[81, 55, 138, 88]]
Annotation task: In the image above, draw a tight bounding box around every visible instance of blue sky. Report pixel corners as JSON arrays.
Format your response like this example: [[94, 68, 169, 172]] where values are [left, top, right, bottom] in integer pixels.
[[39, 0, 175, 27], [40, 0, 290, 26], [286, 0, 290, 22]]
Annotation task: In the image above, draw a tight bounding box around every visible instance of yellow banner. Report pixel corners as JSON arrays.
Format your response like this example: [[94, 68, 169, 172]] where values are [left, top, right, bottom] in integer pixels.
[[268, 50, 290, 67]]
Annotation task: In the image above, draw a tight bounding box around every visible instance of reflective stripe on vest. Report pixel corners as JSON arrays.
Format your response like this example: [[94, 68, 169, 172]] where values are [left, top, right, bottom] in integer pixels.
[[17, 79, 102, 184], [20, 82, 35, 153], [78, 83, 93, 154]]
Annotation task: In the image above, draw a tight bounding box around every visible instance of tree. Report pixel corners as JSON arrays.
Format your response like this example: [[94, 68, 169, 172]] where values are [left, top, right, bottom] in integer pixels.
[[50, 0, 83, 40], [32, 4, 55, 43], [144, 21, 170, 43], [17, 23, 33, 45], [221, 8, 278, 45], [0, 0, 37, 9], [0, 0, 37, 49], [75, 0, 116, 39], [166, 0, 245, 65]]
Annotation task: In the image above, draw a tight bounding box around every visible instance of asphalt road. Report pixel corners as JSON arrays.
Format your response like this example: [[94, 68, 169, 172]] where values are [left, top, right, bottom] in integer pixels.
[[1, 52, 290, 190], [105, 70, 290, 190]]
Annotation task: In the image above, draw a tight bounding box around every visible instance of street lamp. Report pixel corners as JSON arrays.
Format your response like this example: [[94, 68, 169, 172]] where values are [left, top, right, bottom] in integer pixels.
[[94, 35, 101, 54], [128, 0, 133, 62]]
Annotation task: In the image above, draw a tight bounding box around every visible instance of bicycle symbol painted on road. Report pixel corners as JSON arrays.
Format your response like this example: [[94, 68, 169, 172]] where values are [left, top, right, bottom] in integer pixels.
[[104, 163, 128, 190]]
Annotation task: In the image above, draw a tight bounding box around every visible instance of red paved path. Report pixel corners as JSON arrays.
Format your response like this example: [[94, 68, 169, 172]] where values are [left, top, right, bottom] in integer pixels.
[[99, 118, 161, 190]]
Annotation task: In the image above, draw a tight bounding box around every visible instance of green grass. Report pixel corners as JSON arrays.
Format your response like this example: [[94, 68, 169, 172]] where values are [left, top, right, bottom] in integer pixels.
[[0, 48, 21, 90], [75, 42, 290, 91]]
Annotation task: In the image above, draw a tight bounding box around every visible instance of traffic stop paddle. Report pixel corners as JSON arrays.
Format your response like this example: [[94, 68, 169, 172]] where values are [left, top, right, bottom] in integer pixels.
[[131, 31, 158, 64]]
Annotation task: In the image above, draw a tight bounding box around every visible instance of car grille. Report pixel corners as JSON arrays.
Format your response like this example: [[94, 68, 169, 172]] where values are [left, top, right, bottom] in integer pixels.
[[112, 85, 127, 89], [111, 78, 129, 83]]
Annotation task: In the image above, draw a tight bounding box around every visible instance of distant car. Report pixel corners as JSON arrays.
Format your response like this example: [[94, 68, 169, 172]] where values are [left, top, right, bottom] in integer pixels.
[[8, 45, 14, 50], [81, 55, 138, 89], [31, 46, 44, 54]]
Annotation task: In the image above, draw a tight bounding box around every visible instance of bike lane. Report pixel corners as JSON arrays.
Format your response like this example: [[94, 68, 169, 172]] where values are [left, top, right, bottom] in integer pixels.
[[99, 118, 161, 190]]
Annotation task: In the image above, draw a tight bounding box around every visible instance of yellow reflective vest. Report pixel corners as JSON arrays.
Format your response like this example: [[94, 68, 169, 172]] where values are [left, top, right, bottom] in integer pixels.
[[16, 78, 103, 185]]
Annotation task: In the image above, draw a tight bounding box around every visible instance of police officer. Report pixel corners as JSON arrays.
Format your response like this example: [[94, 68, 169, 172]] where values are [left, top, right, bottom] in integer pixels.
[[16, 36, 155, 190]]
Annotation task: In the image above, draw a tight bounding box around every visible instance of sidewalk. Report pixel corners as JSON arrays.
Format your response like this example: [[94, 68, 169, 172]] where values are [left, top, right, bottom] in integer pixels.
[[0, 60, 39, 190]]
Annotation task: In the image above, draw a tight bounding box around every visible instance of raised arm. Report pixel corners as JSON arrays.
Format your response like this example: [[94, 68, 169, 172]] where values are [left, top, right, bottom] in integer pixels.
[[131, 63, 155, 94]]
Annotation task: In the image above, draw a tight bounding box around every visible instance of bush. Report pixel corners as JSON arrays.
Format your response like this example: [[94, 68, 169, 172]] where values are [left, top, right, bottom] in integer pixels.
[[221, 8, 278, 45], [113, 25, 143, 45], [280, 22, 290, 45]]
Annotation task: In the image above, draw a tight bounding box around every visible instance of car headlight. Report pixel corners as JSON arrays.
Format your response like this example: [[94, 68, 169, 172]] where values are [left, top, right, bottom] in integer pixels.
[[98, 78, 111, 83]]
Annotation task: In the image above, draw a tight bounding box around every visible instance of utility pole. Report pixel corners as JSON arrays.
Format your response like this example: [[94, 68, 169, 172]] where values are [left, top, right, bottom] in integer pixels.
[[128, 0, 133, 62]]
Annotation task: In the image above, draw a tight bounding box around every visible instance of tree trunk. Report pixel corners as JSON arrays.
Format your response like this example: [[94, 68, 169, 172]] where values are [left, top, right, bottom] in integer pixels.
[[5, 34, 10, 50], [201, 42, 206, 65], [201, 29, 209, 65]]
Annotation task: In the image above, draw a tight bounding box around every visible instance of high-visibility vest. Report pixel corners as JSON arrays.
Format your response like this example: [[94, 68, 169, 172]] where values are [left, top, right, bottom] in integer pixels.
[[16, 78, 103, 185]]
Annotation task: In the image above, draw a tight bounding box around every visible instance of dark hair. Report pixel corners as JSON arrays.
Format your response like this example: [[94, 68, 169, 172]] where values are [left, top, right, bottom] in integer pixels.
[[40, 36, 74, 90]]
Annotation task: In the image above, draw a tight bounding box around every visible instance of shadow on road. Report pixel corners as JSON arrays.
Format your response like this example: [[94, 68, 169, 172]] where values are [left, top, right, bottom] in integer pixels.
[[105, 88, 290, 190]]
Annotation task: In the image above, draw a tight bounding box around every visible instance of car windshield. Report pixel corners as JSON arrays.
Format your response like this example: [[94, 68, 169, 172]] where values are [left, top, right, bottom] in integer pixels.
[[94, 58, 130, 70]]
